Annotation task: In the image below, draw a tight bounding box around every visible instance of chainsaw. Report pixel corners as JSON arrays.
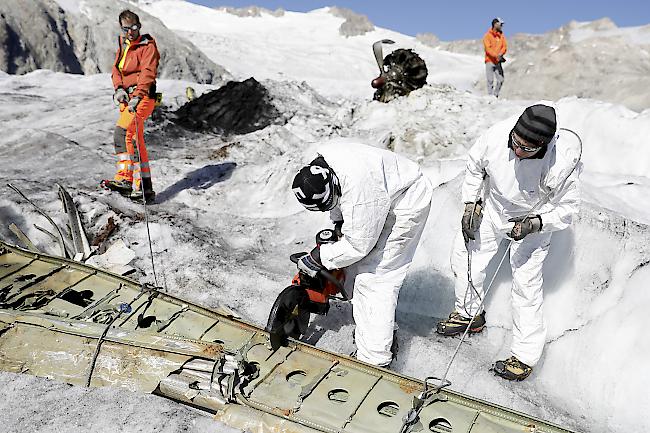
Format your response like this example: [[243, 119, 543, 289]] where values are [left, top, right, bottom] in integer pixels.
[[265, 228, 349, 350]]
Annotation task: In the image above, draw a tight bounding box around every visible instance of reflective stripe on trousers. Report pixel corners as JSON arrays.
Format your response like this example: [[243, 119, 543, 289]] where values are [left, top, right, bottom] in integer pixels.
[[113, 95, 155, 190]]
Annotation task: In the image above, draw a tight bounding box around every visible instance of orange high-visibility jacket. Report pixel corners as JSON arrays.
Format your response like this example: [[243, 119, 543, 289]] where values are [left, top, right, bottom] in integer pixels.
[[111, 34, 160, 99], [483, 28, 507, 64]]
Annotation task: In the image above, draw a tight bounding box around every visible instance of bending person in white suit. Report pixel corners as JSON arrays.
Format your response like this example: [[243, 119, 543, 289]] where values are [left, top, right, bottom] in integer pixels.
[[437, 104, 581, 381], [292, 139, 433, 367]]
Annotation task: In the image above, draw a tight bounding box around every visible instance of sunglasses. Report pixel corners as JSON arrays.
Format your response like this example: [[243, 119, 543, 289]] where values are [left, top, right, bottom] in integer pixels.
[[121, 24, 140, 32], [511, 132, 542, 153]]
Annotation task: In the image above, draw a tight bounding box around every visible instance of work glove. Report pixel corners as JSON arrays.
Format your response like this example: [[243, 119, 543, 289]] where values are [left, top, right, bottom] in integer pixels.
[[498, 55, 506, 63], [508, 215, 542, 241], [461, 201, 483, 243], [113, 88, 128, 105], [127, 96, 141, 113], [297, 247, 324, 278]]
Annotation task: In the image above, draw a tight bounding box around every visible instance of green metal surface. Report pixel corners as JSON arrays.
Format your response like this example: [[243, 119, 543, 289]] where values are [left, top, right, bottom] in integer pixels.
[[0, 241, 575, 433]]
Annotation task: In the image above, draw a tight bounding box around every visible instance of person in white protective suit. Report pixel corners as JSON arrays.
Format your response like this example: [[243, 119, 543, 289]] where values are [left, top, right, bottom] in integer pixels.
[[436, 104, 581, 381], [291, 140, 433, 367]]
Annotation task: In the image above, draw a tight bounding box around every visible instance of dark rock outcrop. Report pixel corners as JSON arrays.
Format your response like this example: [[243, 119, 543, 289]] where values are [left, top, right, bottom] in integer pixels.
[[0, 0, 230, 84]]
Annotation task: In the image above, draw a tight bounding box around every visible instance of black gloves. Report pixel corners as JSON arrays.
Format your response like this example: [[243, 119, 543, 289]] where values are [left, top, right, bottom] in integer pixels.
[[461, 201, 483, 243], [297, 247, 324, 278], [508, 215, 542, 240], [498, 55, 506, 63]]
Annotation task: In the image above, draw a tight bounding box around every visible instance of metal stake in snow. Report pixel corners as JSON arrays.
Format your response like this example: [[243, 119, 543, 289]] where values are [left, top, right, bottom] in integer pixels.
[[133, 114, 158, 287]]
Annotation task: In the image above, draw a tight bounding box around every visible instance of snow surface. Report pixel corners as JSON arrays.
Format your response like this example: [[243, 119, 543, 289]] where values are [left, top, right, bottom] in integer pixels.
[[1, 2, 650, 433], [138, 0, 482, 99]]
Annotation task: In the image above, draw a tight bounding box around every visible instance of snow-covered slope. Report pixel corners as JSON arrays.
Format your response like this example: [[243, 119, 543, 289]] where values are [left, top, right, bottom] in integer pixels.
[[0, 2, 649, 432], [138, 0, 482, 99], [1, 68, 649, 432]]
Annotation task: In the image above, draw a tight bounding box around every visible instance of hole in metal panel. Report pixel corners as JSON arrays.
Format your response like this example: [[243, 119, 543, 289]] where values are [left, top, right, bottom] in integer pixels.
[[60, 289, 94, 307], [327, 388, 349, 403], [137, 315, 157, 328], [429, 418, 452, 433], [212, 339, 224, 344], [377, 401, 399, 417], [286, 370, 307, 385]]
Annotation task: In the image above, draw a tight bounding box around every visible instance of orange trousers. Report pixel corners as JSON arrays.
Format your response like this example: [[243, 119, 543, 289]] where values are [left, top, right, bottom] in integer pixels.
[[113, 96, 155, 191]]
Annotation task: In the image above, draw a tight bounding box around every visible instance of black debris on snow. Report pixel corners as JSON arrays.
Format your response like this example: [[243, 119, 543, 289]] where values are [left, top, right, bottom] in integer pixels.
[[173, 78, 280, 135]]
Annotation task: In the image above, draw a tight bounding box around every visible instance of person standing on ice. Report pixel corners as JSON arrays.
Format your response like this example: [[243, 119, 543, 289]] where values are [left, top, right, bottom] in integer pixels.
[[291, 140, 433, 367], [102, 10, 159, 203], [483, 17, 507, 98], [437, 104, 580, 380]]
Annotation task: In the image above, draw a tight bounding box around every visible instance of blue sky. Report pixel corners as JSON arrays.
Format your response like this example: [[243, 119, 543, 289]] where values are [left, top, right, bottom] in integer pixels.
[[188, 0, 650, 40]]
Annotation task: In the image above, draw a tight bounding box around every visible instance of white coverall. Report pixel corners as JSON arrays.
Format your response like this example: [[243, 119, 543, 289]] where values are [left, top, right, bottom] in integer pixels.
[[317, 140, 433, 366], [451, 111, 580, 367]]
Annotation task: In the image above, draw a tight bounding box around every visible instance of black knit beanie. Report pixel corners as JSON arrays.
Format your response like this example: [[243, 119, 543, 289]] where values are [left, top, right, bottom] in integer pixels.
[[513, 104, 557, 145]]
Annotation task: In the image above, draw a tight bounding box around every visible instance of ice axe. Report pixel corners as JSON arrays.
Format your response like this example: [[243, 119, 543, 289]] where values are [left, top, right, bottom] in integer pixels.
[[371, 39, 395, 89]]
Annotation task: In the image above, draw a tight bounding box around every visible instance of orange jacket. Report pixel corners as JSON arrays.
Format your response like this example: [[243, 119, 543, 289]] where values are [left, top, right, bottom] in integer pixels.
[[111, 34, 160, 99], [483, 28, 507, 64]]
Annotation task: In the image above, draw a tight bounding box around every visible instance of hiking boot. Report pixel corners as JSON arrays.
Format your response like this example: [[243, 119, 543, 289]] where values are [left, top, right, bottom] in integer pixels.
[[436, 310, 486, 337], [101, 179, 132, 196], [492, 356, 532, 381], [129, 189, 156, 204]]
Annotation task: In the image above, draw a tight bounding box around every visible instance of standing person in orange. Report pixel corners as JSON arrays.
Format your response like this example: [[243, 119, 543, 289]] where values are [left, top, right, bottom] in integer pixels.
[[102, 9, 159, 203], [483, 17, 507, 98]]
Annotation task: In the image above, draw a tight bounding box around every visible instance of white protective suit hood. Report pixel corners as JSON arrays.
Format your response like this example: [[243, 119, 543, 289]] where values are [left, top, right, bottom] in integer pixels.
[[461, 103, 582, 232], [314, 139, 425, 270]]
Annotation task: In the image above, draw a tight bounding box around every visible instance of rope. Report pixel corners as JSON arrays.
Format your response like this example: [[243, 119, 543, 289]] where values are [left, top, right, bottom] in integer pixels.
[[85, 284, 126, 387], [437, 127, 583, 389], [133, 113, 158, 287]]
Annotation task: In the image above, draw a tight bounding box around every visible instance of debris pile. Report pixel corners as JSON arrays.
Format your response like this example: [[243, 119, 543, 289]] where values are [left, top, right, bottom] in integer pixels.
[[173, 78, 280, 135]]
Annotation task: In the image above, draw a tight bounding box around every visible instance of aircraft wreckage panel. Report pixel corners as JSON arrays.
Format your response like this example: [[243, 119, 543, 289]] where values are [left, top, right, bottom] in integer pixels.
[[0, 242, 574, 433], [248, 348, 337, 410], [0, 313, 218, 392], [0, 260, 60, 292], [0, 251, 33, 279], [159, 309, 218, 340], [88, 342, 188, 392], [120, 298, 218, 340], [201, 320, 256, 351], [291, 365, 382, 431], [0, 322, 96, 382]]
